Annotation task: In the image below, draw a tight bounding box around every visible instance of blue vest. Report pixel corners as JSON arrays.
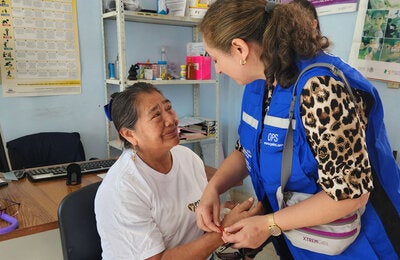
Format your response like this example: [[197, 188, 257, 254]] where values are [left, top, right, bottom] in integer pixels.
[[238, 52, 400, 259]]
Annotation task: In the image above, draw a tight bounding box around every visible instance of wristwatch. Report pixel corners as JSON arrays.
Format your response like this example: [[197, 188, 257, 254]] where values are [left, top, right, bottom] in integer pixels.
[[266, 213, 282, 236]]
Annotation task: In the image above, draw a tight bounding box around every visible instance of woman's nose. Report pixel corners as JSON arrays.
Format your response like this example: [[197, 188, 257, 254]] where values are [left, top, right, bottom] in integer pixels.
[[164, 112, 178, 126]]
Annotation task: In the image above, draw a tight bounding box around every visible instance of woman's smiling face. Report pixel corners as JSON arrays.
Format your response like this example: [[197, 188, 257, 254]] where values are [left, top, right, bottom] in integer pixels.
[[130, 91, 179, 154]]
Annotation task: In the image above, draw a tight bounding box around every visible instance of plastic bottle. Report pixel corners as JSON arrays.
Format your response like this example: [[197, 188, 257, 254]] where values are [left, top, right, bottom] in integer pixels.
[[158, 60, 167, 80], [158, 47, 168, 80], [108, 63, 115, 79], [114, 55, 119, 79], [161, 47, 167, 62]]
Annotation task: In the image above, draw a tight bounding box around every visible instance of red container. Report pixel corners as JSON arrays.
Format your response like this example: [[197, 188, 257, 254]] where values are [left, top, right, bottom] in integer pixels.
[[185, 56, 211, 80]]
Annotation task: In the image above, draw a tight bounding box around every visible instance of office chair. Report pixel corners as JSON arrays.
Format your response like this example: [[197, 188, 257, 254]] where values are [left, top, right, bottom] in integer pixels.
[[6, 132, 85, 170], [58, 181, 102, 260]]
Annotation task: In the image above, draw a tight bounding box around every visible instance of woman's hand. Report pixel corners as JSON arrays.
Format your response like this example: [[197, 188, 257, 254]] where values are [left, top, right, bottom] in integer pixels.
[[197, 149, 250, 233], [196, 186, 222, 233], [221, 198, 264, 228], [222, 215, 270, 249]]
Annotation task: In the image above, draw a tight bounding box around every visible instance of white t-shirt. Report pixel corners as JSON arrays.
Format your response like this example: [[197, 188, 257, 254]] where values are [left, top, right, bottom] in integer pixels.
[[94, 145, 207, 260]]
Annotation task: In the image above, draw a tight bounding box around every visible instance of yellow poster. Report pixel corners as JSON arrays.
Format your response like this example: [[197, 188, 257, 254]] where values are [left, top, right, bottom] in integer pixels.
[[0, 0, 81, 97]]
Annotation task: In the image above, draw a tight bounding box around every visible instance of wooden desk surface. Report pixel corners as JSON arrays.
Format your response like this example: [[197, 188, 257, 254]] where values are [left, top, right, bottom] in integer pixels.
[[0, 174, 102, 241], [0, 166, 216, 242]]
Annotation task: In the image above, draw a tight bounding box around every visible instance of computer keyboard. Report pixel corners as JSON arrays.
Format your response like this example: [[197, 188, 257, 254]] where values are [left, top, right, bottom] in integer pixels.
[[12, 158, 117, 182]]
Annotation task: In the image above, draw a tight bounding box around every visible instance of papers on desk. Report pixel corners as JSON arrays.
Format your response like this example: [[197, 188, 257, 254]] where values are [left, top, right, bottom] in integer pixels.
[[179, 116, 204, 126], [0, 171, 18, 181], [178, 117, 216, 140]]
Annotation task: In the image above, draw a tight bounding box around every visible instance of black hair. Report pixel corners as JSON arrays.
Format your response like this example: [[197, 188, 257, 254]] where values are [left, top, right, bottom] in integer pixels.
[[109, 82, 162, 148]]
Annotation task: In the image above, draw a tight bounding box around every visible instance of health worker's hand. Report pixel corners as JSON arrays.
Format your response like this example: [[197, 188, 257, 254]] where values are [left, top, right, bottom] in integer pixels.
[[222, 215, 270, 249], [221, 198, 264, 229], [196, 186, 222, 233]]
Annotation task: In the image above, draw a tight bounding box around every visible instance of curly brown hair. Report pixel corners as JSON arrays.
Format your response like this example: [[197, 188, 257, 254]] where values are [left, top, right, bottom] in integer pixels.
[[263, 2, 329, 88], [199, 0, 330, 88]]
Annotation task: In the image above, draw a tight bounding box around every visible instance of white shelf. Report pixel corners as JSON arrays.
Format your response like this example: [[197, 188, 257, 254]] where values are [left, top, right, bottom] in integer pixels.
[[105, 79, 122, 85], [106, 79, 217, 86], [102, 1, 220, 166], [103, 11, 202, 27]]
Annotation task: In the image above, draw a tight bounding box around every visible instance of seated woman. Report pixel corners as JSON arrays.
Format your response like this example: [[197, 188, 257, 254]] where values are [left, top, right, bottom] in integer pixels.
[[95, 82, 263, 260]]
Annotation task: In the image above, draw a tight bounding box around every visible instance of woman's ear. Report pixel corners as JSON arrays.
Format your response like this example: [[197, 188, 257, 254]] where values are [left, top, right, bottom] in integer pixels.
[[231, 38, 250, 60], [120, 128, 137, 146]]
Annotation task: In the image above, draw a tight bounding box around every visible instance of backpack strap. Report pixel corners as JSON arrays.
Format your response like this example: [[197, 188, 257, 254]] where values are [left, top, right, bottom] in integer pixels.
[[281, 62, 355, 191]]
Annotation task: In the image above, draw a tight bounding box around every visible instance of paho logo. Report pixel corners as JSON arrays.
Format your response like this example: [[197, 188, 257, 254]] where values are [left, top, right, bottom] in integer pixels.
[[268, 133, 279, 142], [264, 132, 283, 148]]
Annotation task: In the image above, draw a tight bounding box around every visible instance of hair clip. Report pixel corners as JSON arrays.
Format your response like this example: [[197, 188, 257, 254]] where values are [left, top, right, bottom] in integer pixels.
[[265, 1, 275, 12], [104, 99, 113, 122]]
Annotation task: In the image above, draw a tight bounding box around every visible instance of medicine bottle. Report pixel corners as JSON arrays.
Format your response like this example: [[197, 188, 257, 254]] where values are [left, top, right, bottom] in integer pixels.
[[180, 64, 186, 80], [108, 63, 115, 79]]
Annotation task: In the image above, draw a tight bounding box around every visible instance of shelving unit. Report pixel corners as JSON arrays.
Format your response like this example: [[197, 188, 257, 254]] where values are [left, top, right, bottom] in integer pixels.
[[101, 1, 220, 166]]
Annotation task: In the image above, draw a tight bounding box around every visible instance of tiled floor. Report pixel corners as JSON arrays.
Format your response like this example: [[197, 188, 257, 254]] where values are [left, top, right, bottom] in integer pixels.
[[254, 243, 279, 259]]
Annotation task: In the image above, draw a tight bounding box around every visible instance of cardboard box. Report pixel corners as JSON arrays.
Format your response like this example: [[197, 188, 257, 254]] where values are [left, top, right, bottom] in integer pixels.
[[186, 56, 211, 80]]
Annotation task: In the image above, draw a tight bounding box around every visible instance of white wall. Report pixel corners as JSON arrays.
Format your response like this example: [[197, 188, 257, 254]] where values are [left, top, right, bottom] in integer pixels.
[[0, 0, 214, 161], [0, 0, 107, 160]]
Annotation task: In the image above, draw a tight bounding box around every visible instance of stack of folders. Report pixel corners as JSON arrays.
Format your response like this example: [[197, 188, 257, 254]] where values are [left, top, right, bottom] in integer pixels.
[[178, 117, 216, 140]]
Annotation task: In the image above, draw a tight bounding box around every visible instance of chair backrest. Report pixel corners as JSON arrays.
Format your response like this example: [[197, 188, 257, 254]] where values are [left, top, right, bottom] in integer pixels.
[[58, 181, 102, 260], [6, 132, 85, 170]]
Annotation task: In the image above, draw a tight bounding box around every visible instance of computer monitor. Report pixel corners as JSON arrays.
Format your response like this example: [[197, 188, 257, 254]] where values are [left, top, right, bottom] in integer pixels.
[[0, 125, 11, 172]]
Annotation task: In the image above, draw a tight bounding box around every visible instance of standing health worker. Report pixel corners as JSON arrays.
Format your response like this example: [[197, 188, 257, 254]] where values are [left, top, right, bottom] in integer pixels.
[[196, 0, 400, 259]]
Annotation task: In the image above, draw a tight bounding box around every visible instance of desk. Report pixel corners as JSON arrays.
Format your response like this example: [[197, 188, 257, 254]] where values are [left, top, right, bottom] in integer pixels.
[[0, 165, 216, 242], [0, 174, 102, 241]]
